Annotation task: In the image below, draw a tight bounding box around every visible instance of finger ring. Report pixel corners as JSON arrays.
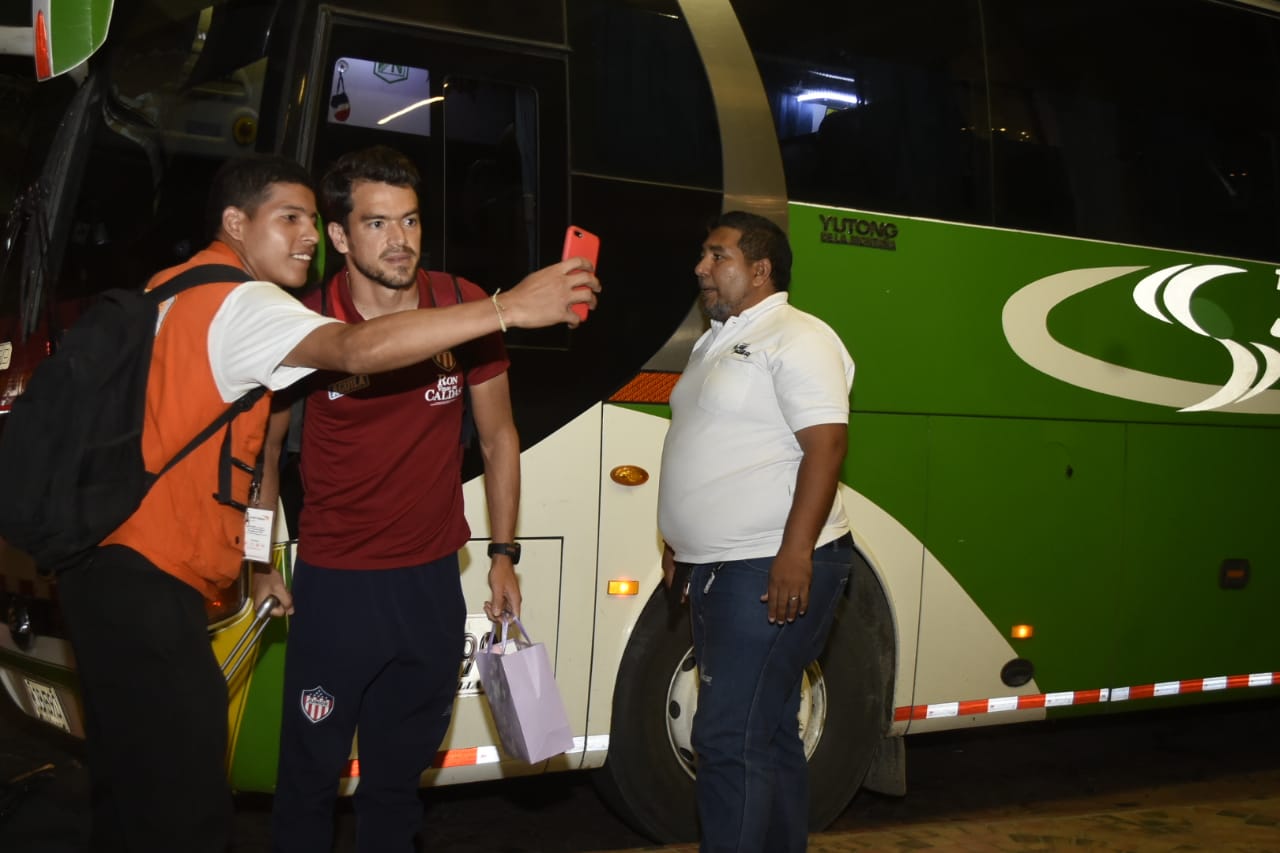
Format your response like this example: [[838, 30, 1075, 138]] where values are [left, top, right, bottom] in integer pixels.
[[788, 595, 800, 601]]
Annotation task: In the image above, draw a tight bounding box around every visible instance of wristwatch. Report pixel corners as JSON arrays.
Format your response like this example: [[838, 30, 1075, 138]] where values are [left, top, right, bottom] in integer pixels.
[[487, 542, 522, 564]]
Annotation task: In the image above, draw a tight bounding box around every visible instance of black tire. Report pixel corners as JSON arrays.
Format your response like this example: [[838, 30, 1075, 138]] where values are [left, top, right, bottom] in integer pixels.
[[594, 556, 893, 843]]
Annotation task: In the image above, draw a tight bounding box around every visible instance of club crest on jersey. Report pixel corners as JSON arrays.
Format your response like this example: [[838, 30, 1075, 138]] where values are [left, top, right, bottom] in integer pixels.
[[327, 374, 370, 400], [300, 686, 335, 723], [433, 350, 457, 372]]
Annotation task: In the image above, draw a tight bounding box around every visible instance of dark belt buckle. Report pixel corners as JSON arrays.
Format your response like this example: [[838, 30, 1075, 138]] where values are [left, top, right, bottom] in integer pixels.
[[820, 532, 854, 552]]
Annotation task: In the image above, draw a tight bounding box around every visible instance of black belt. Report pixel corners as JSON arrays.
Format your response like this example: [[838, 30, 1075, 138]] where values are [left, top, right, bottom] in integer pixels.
[[816, 532, 854, 552]]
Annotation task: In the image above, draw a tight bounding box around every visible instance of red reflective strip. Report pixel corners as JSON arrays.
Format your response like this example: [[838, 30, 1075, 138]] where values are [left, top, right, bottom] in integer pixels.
[[348, 749, 484, 776], [435, 748, 478, 769], [34, 11, 52, 80], [893, 671, 1278, 723]]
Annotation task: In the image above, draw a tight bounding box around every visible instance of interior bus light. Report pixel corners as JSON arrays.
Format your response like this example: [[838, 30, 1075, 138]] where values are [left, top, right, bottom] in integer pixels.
[[797, 90, 861, 106], [810, 70, 857, 84], [377, 95, 443, 126], [608, 579, 639, 596], [1010, 624, 1034, 640]]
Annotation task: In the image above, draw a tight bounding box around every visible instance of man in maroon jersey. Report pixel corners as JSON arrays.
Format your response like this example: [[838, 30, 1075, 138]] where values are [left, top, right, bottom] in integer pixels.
[[266, 146, 522, 853]]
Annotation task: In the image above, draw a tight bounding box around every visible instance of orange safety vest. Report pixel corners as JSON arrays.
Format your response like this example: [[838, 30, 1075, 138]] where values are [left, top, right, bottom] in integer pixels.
[[102, 242, 272, 599]]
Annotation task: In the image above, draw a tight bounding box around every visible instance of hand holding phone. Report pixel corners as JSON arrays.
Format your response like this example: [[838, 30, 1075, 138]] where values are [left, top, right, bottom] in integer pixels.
[[562, 226, 600, 321]]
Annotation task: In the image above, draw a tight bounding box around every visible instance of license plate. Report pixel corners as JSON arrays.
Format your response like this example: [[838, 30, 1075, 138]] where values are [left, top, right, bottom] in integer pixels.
[[23, 678, 70, 732]]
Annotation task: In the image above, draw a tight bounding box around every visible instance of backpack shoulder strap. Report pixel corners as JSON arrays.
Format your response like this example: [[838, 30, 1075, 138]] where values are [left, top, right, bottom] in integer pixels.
[[147, 263, 260, 484], [153, 385, 268, 483], [148, 263, 250, 302]]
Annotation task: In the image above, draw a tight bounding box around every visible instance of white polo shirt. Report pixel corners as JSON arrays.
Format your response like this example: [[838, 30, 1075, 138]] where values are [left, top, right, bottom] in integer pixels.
[[658, 292, 854, 563]]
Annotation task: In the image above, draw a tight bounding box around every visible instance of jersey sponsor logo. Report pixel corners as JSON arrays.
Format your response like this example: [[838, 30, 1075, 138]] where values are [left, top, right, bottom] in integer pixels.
[[327, 374, 370, 400], [425, 373, 463, 405], [433, 350, 457, 372], [1003, 264, 1280, 414], [300, 686, 335, 723]]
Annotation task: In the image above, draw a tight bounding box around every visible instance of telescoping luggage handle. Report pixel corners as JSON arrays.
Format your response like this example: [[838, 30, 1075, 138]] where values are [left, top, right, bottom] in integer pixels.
[[220, 595, 278, 683]]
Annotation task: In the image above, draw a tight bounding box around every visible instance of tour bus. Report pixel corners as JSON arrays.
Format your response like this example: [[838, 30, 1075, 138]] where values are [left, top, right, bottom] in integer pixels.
[[2, 0, 1279, 842]]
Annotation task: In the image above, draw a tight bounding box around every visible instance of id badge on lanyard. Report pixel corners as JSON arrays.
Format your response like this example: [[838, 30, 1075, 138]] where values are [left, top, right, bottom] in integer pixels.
[[243, 480, 273, 563]]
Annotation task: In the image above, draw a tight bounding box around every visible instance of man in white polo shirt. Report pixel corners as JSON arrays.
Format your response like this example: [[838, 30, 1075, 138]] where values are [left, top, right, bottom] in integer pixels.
[[658, 211, 855, 853]]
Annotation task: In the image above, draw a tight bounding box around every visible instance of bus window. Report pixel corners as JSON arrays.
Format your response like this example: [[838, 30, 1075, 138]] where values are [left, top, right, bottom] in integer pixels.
[[983, 0, 1280, 259], [567, 0, 721, 190], [443, 76, 539, 322], [733, 0, 989, 224]]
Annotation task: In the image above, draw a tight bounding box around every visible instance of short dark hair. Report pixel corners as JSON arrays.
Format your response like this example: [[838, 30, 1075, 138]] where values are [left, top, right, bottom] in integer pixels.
[[206, 155, 314, 241], [711, 211, 792, 291], [320, 146, 421, 228]]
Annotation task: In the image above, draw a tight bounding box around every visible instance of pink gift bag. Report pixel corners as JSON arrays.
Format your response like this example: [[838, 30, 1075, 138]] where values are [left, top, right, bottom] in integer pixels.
[[476, 617, 575, 763]]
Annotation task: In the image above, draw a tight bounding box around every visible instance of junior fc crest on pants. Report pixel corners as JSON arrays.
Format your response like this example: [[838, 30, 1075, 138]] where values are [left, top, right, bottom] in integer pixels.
[[300, 686, 335, 723]]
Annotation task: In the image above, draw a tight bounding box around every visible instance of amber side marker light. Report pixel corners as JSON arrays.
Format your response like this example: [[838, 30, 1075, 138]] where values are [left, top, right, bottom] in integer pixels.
[[610, 465, 649, 486], [608, 579, 639, 596], [1011, 624, 1034, 640]]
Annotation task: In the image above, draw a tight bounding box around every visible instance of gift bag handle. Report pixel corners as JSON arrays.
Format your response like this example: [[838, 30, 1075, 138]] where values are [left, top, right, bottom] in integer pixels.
[[486, 614, 535, 652]]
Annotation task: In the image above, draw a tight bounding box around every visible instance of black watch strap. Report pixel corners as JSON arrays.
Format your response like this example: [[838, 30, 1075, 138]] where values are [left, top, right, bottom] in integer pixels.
[[487, 542, 521, 564]]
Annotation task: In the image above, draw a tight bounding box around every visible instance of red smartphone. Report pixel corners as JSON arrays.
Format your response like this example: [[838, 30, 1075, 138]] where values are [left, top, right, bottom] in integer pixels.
[[562, 225, 600, 321]]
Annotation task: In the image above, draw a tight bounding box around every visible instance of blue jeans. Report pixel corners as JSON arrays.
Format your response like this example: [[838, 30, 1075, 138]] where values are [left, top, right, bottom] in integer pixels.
[[687, 535, 854, 853]]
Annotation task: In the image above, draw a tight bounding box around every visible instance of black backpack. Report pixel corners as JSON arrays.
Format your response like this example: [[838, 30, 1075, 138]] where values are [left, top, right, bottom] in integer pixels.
[[0, 264, 266, 575]]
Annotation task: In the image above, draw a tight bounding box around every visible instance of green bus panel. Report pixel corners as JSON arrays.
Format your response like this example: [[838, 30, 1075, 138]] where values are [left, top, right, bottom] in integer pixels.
[[844, 412, 930, 538], [787, 204, 1280, 428], [1118, 423, 1279, 680], [921, 416, 1127, 691]]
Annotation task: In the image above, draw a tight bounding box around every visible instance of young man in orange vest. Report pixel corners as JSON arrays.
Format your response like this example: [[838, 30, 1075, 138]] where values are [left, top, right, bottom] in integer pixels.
[[56, 156, 597, 853]]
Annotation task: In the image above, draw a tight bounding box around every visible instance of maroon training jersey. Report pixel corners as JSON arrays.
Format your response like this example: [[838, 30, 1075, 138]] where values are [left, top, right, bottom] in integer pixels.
[[296, 269, 509, 569]]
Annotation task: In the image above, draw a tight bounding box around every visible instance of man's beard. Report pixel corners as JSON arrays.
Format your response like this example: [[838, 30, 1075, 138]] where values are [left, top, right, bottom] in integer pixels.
[[352, 253, 417, 290], [699, 290, 732, 322]]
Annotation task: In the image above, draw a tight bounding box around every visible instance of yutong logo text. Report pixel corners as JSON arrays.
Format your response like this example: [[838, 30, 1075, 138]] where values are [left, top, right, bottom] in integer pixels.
[[819, 214, 898, 251]]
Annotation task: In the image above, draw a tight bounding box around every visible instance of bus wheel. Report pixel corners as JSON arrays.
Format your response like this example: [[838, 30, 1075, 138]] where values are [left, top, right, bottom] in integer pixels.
[[595, 561, 891, 843]]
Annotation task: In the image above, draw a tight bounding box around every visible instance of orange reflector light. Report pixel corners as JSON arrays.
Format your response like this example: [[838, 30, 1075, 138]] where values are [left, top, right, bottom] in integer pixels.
[[609, 465, 650, 486], [345, 758, 360, 778], [1011, 624, 1034, 639], [35, 11, 52, 81], [607, 579, 639, 596]]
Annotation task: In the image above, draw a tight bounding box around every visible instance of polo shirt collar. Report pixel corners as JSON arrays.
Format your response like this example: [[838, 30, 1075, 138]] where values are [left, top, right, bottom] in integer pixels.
[[710, 290, 789, 334]]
